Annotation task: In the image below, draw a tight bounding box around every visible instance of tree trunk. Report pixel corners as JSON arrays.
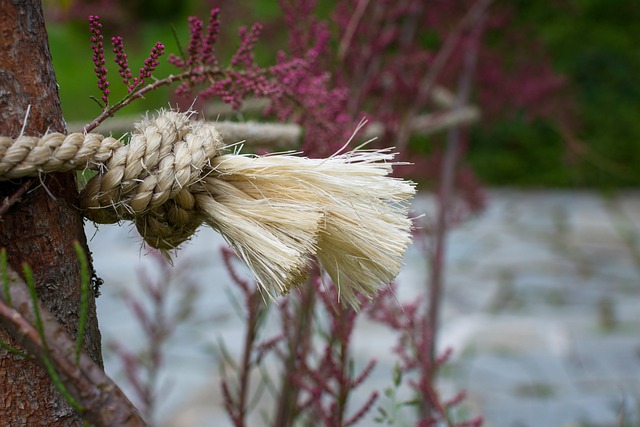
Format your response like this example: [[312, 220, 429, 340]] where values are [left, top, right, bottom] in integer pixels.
[[0, 0, 102, 425]]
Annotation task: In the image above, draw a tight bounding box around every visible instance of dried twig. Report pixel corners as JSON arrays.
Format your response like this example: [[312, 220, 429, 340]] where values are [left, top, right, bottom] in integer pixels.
[[0, 179, 34, 218]]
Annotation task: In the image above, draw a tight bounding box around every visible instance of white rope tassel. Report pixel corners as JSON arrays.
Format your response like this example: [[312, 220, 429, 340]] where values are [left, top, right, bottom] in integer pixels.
[[204, 150, 415, 306], [194, 177, 322, 298]]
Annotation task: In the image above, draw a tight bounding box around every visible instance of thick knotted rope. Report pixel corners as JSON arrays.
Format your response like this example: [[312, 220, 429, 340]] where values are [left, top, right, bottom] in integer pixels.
[[0, 111, 415, 306]]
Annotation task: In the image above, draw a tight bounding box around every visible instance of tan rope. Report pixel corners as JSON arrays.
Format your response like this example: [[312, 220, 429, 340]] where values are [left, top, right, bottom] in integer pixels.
[[0, 111, 415, 306]]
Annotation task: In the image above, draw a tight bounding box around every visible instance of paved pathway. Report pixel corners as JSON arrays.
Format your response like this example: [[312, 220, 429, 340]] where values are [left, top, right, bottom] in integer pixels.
[[88, 190, 640, 427]]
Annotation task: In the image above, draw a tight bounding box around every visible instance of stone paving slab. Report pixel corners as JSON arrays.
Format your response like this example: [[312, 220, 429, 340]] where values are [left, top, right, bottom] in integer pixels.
[[88, 190, 640, 426]]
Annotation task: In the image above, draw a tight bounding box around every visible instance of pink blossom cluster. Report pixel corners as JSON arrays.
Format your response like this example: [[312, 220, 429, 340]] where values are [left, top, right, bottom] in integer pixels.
[[168, 9, 285, 110], [111, 38, 164, 92], [168, 10, 220, 69], [271, 0, 568, 205], [198, 24, 282, 109], [265, 1, 355, 157], [136, 42, 165, 87], [89, 15, 109, 104], [269, 50, 353, 157], [269, 279, 379, 426], [111, 36, 132, 89], [88, 16, 165, 102], [81, 4, 572, 424]]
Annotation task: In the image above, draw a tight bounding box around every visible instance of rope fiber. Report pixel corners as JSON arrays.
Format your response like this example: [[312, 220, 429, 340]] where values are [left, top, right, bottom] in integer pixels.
[[0, 111, 415, 306]]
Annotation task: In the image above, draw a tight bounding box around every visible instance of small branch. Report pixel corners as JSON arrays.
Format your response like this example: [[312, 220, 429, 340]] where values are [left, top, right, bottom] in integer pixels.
[[337, 0, 371, 61], [0, 179, 34, 218], [420, 5, 484, 427], [415, 0, 493, 108], [0, 265, 146, 427], [235, 290, 263, 426], [558, 121, 635, 180]]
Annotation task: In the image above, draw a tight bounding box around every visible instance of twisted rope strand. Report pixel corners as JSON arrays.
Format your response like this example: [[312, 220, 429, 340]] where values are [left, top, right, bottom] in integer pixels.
[[0, 133, 121, 178], [0, 111, 415, 306]]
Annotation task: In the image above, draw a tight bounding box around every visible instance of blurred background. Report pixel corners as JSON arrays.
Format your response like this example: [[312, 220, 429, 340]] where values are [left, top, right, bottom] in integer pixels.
[[42, 1, 640, 426], [45, 0, 640, 188]]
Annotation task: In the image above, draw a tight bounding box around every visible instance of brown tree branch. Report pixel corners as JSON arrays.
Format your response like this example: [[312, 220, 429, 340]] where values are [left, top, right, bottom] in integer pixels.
[[0, 265, 146, 427]]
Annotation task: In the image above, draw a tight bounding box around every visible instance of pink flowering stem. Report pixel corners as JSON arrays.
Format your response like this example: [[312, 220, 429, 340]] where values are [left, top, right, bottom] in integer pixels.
[[82, 68, 225, 133], [88, 15, 110, 105]]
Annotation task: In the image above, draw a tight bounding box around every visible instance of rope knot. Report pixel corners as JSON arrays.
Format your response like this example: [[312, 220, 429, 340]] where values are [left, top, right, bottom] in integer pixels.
[[0, 109, 416, 307], [80, 111, 223, 249]]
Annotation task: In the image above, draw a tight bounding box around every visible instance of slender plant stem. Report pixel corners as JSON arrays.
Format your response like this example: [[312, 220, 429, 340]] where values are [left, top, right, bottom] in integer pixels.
[[337, 0, 371, 61], [425, 3, 488, 420], [273, 277, 316, 427], [235, 290, 262, 426], [73, 241, 90, 365], [335, 310, 350, 425]]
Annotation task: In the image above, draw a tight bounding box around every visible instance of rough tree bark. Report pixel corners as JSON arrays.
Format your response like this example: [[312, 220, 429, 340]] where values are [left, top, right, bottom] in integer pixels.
[[0, 0, 102, 424]]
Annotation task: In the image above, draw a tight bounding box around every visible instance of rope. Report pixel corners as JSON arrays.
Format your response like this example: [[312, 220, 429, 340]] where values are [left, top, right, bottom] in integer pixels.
[[0, 111, 415, 306]]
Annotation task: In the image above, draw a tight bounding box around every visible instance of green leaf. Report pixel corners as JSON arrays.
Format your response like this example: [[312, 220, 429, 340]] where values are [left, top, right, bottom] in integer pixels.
[[0, 340, 29, 359], [43, 354, 84, 411], [392, 363, 403, 386]]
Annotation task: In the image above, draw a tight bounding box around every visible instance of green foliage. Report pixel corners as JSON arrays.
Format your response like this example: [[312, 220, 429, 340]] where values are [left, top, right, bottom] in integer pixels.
[[43, 0, 73, 12], [22, 265, 43, 343], [0, 341, 29, 358], [373, 364, 417, 425], [486, 0, 640, 187], [0, 249, 29, 358], [469, 117, 572, 187], [566, 1, 640, 188]]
